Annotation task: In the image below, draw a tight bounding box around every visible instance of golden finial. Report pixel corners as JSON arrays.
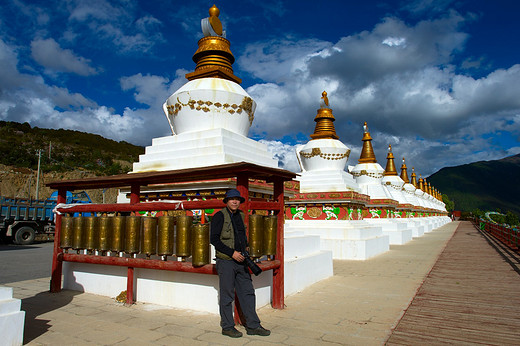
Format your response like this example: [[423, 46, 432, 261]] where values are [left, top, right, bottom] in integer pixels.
[[186, 5, 241, 84], [321, 91, 329, 108], [310, 91, 338, 140], [419, 175, 424, 191], [400, 157, 409, 183], [208, 5, 223, 36], [384, 144, 397, 176], [411, 167, 418, 188], [358, 122, 377, 163]]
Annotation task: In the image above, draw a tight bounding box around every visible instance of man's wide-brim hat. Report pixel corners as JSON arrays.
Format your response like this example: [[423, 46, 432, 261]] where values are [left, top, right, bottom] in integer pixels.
[[223, 189, 245, 203]]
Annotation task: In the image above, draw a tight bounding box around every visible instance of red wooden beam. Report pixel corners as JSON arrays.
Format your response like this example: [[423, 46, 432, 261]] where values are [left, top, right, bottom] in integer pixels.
[[59, 253, 280, 273], [54, 201, 281, 214]]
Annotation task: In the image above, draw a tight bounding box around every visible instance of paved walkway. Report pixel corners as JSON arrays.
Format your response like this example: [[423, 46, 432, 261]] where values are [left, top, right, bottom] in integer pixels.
[[6, 221, 459, 345], [386, 221, 520, 345]]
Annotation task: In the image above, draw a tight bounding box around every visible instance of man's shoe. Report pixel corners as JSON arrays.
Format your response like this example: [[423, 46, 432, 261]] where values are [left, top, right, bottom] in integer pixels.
[[222, 327, 243, 338], [246, 325, 271, 336]]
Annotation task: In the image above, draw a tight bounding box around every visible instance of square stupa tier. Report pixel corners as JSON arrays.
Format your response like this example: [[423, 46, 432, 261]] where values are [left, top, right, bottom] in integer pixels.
[[132, 128, 278, 173]]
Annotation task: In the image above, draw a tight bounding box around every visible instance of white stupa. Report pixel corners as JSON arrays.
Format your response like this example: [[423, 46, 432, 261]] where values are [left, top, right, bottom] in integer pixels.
[[295, 91, 360, 193], [350, 123, 396, 204], [131, 5, 277, 173], [400, 161, 420, 207], [381, 145, 409, 207]]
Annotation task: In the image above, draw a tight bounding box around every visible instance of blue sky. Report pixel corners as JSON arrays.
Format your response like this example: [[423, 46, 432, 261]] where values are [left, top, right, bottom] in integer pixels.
[[1, 0, 519, 177]]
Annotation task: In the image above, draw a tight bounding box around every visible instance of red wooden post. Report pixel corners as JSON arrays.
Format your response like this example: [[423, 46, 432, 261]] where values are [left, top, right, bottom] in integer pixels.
[[127, 267, 135, 305], [127, 184, 140, 304], [236, 173, 250, 231], [272, 178, 284, 309], [50, 188, 67, 292]]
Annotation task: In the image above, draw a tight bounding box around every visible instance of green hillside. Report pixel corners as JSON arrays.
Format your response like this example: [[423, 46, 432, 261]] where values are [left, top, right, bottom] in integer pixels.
[[428, 154, 520, 215], [0, 121, 144, 175]]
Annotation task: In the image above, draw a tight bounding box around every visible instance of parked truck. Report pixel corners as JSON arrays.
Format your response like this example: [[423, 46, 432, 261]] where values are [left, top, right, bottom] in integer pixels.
[[0, 191, 92, 245]]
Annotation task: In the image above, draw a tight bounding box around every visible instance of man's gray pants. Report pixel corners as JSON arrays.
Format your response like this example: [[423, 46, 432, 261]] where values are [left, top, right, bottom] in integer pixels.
[[216, 258, 261, 329]]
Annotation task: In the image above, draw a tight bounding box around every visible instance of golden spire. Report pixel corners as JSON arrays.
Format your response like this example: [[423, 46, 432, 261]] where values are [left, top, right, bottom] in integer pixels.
[[384, 145, 398, 176], [358, 122, 377, 163], [400, 157, 409, 183], [185, 5, 242, 84], [419, 175, 424, 191], [422, 178, 428, 193], [411, 167, 418, 188], [310, 91, 339, 140], [428, 182, 432, 195]]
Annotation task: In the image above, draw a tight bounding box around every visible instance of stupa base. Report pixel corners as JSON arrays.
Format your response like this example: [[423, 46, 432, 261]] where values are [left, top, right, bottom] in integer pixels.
[[285, 220, 390, 260], [132, 128, 278, 173], [0, 287, 24, 346]]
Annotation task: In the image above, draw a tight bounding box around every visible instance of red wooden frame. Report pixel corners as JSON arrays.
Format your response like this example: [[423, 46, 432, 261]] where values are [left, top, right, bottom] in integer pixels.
[[47, 162, 296, 309]]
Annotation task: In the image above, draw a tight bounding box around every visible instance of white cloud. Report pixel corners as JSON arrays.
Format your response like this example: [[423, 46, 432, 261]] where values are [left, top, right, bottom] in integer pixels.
[[260, 140, 301, 173], [67, 0, 164, 54], [31, 38, 98, 76], [239, 12, 520, 175]]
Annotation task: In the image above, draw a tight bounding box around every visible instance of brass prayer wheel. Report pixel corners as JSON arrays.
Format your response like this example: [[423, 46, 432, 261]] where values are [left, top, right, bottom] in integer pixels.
[[111, 215, 126, 253], [141, 216, 157, 257], [157, 215, 175, 257], [175, 215, 193, 260], [191, 223, 210, 266], [125, 215, 141, 255], [263, 215, 277, 256], [60, 214, 74, 250], [84, 216, 99, 251], [98, 216, 112, 253], [72, 216, 85, 250], [248, 214, 264, 258]]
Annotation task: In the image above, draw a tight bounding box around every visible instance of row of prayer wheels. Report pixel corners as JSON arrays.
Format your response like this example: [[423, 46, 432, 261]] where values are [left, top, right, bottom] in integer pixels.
[[60, 213, 278, 265]]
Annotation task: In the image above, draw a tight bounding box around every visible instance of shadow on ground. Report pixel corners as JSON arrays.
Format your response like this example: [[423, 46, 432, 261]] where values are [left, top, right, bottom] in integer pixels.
[[21, 289, 82, 344]]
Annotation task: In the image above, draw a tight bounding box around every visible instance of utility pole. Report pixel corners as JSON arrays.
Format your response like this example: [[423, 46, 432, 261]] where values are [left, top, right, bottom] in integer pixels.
[[35, 149, 43, 200]]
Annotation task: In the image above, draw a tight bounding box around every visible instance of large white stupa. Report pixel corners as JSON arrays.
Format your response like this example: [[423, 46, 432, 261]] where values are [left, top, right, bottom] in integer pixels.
[[131, 5, 277, 173]]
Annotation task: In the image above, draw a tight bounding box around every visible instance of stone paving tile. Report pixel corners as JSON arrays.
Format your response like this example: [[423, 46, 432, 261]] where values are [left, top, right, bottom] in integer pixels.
[[155, 323, 208, 338], [197, 330, 250, 345], [152, 334, 211, 346], [74, 328, 129, 345]]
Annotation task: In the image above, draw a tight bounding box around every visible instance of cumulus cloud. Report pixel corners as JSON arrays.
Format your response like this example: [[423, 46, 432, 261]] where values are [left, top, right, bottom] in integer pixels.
[[67, 0, 164, 54], [260, 139, 301, 172], [240, 12, 520, 175], [31, 38, 98, 76], [0, 38, 147, 144]]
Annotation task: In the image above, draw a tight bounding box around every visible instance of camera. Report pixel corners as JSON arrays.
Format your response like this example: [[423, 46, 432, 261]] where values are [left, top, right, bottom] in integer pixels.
[[242, 251, 262, 276]]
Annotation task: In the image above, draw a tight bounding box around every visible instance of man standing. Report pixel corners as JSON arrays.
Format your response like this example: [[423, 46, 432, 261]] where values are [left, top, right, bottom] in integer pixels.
[[210, 189, 271, 338]]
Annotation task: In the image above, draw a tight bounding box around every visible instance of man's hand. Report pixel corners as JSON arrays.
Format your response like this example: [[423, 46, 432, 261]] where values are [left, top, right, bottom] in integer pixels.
[[232, 251, 245, 262]]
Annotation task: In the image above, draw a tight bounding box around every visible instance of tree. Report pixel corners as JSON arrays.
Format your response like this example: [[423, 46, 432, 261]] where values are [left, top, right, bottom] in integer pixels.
[[505, 211, 519, 227], [442, 194, 455, 212]]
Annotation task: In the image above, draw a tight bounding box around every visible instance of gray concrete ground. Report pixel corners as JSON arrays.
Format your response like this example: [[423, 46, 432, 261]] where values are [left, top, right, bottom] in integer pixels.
[[5, 221, 458, 345]]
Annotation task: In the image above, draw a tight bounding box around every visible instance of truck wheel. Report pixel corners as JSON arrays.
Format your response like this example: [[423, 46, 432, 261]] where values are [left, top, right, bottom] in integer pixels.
[[14, 227, 36, 245]]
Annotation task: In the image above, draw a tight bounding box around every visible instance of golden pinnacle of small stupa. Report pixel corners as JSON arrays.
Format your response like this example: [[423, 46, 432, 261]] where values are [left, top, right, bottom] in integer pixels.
[[411, 167, 418, 188], [384, 144, 398, 176], [419, 175, 424, 191], [310, 91, 339, 140], [358, 122, 377, 163], [400, 157, 409, 183], [185, 5, 242, 84]]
